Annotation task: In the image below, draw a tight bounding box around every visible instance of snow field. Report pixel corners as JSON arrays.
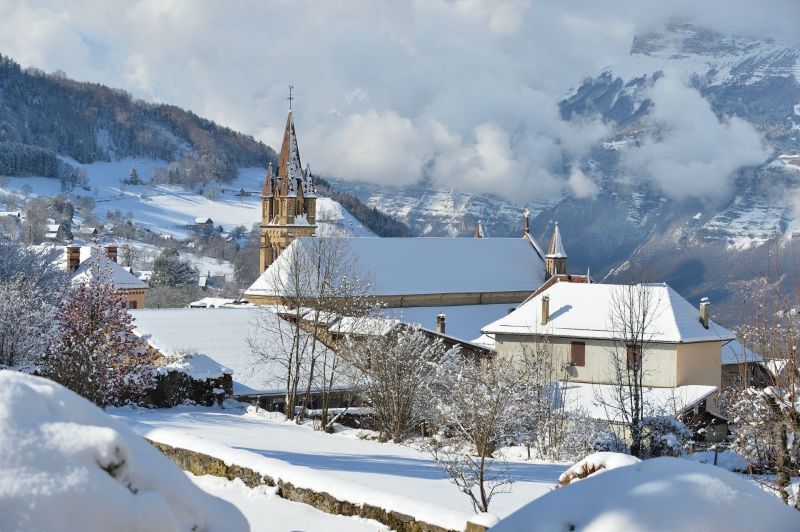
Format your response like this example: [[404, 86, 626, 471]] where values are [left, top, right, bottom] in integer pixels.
[[114, 404, 567, 531]]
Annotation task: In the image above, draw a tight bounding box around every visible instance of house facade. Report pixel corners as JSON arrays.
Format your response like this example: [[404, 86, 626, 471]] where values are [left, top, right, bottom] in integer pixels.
[[482, 282, 735, 416]]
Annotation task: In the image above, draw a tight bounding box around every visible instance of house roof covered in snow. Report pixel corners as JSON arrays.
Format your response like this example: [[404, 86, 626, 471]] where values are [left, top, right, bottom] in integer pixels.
[[131, 307, 327, 395], [482, 282, 735, 344], [379, 304, 513, 343], [245, 236, 546, 298], [557, 381, 717, 422], [56, 245, 148, 290]]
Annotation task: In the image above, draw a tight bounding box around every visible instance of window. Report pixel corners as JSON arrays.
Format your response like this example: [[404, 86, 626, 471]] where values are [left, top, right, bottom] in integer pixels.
[[626, 344, 642, 369], [127, 300, 138, 310], [570, 341, 585, 367]]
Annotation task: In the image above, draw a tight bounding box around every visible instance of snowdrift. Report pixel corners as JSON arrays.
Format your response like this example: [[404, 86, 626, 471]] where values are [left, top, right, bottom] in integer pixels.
[[494, 455, 800, 532], [0, 370, 248, 532]]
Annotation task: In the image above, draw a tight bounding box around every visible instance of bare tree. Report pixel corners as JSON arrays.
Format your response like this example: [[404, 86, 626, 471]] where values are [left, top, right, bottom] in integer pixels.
[[344, 324, 447, 442], [727, 262, 800, 507], [605, 283, 662, 458], [249, 237, 373, 425], [426, 353, 524, 513]]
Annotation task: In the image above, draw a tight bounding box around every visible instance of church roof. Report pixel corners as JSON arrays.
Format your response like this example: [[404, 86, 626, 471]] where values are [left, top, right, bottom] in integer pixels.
[[245, 236, 547, 298], [546, 222, 567, 258]]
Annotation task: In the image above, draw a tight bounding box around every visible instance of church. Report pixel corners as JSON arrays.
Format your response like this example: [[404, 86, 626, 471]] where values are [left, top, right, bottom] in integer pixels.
[[245, 106, 578, 342]]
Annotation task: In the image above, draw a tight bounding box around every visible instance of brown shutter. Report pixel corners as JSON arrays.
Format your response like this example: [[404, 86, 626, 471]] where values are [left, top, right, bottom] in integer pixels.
[[571, 341, 585, 367], [626, 344, 641, 369]]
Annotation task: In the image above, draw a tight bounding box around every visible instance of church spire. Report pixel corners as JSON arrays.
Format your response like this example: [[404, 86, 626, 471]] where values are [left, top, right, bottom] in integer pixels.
[[545, 221, 567, 280], [474, 219, 486, 238], [546, 221, 567, 259]]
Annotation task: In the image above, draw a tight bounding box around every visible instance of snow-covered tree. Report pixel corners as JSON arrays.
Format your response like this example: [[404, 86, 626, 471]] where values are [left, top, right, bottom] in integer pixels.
[[426, 354, 524, 513], [0, 278, 56, 369], [42, 257, 156, 406], [151, 248, 197, 287], [344, 324, 447, 442]]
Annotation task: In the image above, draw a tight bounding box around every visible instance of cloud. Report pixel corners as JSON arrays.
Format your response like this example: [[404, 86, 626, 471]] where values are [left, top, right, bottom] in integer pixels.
[[0, 0, 795, 202], [621, 74, 770, 201], [567, 166, 600, 199]]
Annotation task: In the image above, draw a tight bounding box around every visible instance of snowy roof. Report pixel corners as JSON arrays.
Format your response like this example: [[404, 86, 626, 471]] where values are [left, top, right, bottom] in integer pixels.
[[194, 217, 213, 224], [155, 351, 232, 380], [274, 111, 315, 199], [557, 381, 717, 422], [721, 339, 763, 365], [546, 222, 567, 258], [61, 246, 148, 290], [245, 236, 546, 298], [482, 282, 735, 344], [131, 307, 326, 395], [0, 211, 20, 217]]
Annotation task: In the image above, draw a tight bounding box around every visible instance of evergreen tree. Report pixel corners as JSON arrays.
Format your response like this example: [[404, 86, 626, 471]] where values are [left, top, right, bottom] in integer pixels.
[[151, 248, 198, 287], [42, 257, 155, 406]]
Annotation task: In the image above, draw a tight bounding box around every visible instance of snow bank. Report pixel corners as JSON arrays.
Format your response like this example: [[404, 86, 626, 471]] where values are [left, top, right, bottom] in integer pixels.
[[558, 452, 641, 485], [0, 371, 248, 532], [494, 457, 800, 532]]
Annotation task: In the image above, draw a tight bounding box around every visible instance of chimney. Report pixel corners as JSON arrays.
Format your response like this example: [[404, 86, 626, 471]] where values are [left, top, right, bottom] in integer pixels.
[[66, 245, 81, 272], [541, 295, 550, 326], [699, 297, 709, 329], [507, 307, 516, 315], [104, 244, 118, 263], [436, 314, 446, 334], [523, 208, 530, 235]]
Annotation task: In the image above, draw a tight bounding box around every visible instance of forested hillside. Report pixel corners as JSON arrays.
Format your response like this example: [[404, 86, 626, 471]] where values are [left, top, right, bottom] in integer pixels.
[[0, 55, 275, 182]]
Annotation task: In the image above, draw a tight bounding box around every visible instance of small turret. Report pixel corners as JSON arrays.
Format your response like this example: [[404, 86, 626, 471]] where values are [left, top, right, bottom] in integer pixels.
[[475, 219, 486, 238], [545, 222, 567, 280]]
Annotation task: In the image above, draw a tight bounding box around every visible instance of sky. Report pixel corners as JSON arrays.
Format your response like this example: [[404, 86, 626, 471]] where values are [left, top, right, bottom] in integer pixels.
[[0, 0, 797, 203]]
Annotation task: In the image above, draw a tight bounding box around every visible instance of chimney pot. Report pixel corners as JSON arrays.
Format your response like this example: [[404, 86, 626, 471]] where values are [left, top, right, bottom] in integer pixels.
[[699, 298, 710, 329], [104, 244, 118, 263], [541, 295, 550, 326], [436, 314, 446, 334]]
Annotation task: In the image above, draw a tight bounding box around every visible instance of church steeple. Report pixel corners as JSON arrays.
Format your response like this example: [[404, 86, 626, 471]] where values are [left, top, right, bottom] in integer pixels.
[[259, 89, 318, 273], [545, 221, 567, 279]]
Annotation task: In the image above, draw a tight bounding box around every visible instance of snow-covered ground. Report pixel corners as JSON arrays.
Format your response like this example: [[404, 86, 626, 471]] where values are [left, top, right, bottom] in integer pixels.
[[188, 474, 386, 531], [0, 157, 373, 240], [0, 371, 247, 532], [114, 403, 567, 530], [124, 241, 235, 279]]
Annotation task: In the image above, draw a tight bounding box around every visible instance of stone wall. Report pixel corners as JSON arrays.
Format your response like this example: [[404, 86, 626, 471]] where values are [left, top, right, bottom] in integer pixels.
[[150, 440, 488, 532]]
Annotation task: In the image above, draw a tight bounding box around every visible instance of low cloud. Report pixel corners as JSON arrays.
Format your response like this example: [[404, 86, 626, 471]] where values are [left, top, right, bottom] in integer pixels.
[[621, 75, 770, 201], [567, 166, 600, 199]]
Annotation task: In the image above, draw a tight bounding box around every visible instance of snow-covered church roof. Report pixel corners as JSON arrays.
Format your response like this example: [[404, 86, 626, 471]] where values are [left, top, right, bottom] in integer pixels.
[[483, 282, 735, 344], [245, 236, 547, 299]]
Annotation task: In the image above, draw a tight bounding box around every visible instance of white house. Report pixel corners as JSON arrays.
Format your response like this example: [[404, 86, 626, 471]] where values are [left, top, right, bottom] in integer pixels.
[[482, 281, 736, 418]]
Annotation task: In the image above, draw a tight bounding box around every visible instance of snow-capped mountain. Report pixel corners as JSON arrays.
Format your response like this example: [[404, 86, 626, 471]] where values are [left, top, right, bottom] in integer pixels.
[[334, 20, 800, 324]]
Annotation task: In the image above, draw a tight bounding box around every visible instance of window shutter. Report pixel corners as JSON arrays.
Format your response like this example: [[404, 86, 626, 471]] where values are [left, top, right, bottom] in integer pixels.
[[571, 341, 585, 367], [626, 344, 641, 369]]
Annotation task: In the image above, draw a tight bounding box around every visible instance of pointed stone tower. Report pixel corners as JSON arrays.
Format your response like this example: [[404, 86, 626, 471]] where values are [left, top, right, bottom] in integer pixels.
[[259, 107, 317, 272], [545, 221, 567, 279]]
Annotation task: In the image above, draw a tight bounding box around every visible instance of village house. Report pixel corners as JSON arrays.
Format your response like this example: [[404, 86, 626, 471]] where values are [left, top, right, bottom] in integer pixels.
[[481, 281, 736, 425], [62, 244, 149, 308]]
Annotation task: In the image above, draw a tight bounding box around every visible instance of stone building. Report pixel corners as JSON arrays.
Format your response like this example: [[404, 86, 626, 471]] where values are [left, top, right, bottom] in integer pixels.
[[259, 109, 317, 273]]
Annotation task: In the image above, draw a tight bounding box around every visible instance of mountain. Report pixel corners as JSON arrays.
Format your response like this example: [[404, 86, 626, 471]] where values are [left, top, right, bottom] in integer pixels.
[[332, 20, 800, 325]]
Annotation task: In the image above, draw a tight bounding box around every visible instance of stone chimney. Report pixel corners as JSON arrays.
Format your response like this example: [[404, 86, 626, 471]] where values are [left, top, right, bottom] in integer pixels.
[[66, 245, 81, 272], [699, 297, 709, 329], [104, 244, 118, 263], [540, 296, 550, 326], [436, 314, 446, 334]]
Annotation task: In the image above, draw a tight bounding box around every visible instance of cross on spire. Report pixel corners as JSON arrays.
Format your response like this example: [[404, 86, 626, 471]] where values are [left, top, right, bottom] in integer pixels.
[[288, 84, 294, 111]]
